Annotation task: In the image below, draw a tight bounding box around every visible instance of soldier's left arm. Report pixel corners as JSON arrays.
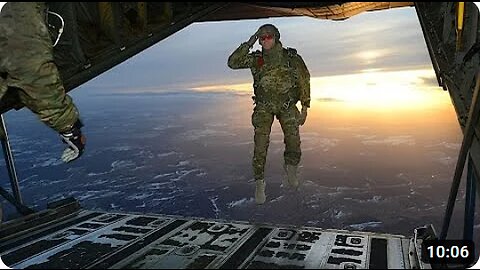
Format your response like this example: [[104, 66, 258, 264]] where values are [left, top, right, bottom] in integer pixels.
[[293, 54, 311, 108]]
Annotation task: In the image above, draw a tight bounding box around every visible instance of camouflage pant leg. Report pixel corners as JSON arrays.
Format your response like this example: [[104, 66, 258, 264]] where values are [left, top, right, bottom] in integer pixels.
[[0, 3, 79, 133], [15, 61, 79, 133], [278, 106, 301, 166], [0, 75, 6, 99], [252, 105, 274, 180]]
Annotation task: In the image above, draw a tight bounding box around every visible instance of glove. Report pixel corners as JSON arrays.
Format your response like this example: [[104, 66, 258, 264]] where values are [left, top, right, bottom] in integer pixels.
[[298, 106, 308, 126], [247, 29, 259, 47], [60, 119, 86, 163]]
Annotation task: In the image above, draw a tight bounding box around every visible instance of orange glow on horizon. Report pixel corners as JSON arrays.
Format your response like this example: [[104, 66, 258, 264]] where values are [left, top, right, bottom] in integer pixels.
[[191, 68, 450, 111], [309, 69, 448, 110]]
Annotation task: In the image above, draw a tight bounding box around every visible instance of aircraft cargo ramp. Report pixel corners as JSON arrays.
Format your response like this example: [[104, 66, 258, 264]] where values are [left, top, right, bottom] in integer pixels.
[[0, 198, 433, 269]]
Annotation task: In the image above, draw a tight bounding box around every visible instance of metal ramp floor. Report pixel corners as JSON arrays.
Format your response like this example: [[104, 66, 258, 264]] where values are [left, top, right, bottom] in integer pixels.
[[0, 199, 430, 269]]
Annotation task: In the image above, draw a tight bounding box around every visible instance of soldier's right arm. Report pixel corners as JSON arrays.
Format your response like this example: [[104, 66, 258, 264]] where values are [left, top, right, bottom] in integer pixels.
[[227, 42, 256, 69]]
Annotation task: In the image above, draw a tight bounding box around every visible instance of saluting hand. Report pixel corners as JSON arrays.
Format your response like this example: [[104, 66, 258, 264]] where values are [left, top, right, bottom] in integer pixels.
[[247, 29, 260, 47]]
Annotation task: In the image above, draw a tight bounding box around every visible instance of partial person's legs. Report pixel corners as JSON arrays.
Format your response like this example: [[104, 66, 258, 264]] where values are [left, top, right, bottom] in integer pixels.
[[15, 61, 79, 133], [279, 106, 301, 188], [2, 2, 80, 133], [252, 105, 274, 204]]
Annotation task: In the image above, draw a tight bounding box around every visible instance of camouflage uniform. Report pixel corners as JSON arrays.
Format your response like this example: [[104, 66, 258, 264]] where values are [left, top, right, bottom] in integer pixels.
[[228, 34, 310, 183], [0, 2, 79, 133]]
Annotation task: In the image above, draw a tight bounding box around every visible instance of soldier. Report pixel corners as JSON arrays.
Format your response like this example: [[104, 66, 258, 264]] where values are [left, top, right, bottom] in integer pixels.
[[0, 2, 85, 163], [228, 24, 311, 204]]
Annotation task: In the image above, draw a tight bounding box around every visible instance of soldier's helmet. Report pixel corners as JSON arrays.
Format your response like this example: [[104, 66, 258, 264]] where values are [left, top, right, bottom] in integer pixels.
[[258, 24, 280, 42]]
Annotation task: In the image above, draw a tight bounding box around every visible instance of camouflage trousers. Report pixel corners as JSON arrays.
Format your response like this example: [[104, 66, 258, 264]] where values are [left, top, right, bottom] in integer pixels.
[[251, 103, 301, 180], [0, 2, 79, 133], [1, 60, 79, 133]]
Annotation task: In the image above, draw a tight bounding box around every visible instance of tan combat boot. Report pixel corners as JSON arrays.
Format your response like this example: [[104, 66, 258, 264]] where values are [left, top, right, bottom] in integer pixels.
[[284, 164, 299, 189], [255, 179, 266, 204]]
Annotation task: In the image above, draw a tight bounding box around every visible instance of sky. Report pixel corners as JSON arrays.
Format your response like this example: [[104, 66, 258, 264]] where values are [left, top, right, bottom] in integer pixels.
[[68, 4, 455, 117], [78, 5, 439, 101], [0, 2, 447, 112]]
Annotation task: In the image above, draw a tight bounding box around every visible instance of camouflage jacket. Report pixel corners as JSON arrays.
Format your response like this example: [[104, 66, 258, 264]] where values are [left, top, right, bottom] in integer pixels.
[[228, 42, 311, 108]]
